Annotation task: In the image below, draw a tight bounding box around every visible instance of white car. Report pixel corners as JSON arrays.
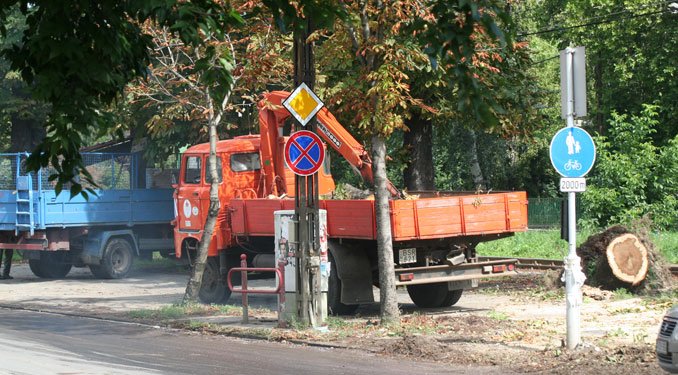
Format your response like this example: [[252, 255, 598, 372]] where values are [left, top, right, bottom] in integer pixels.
[[658, 305, 678, 373]]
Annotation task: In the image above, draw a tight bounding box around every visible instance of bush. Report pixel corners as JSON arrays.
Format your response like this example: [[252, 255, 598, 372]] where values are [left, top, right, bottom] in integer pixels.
[[582, 105, 677, 230]]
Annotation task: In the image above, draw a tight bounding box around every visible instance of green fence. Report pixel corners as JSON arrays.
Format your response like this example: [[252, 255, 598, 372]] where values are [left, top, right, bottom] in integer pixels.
[[528, 198, 563, 229]]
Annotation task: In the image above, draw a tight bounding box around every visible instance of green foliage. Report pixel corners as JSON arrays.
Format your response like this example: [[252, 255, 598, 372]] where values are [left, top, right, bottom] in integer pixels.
[[0, 1, 244, 197], [417, 0, 515, 126], [583, 105, 677, 229], [261, 0, 346, 33], [653, 231, 678, 264]]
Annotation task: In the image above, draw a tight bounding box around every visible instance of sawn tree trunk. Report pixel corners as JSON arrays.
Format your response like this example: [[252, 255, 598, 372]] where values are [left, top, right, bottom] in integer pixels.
[[577, 226, 649, 290]]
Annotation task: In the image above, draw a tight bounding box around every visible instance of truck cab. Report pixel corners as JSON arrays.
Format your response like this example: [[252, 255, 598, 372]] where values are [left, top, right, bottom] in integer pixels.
[[173, 134, 334, 259]]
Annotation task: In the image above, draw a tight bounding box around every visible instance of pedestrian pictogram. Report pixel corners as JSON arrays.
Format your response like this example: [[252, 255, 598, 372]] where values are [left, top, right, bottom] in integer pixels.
[[550, 127, 596, 178], [285, 130, 325, 176], [282, 83, 324, 127]]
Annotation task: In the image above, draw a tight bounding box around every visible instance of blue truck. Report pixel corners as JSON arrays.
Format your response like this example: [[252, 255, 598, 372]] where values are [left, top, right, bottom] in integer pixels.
[[0, 152, 176, 279]]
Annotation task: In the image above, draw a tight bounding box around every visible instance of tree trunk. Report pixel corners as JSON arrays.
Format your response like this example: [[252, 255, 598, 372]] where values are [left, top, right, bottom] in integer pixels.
[[183, 112, 221, 304], [10, 115, 45, 152], [372, 134, 400, 324], [403, 112, 434, 191], [467, 129, 486, 191], [577, 226, 650, 290]]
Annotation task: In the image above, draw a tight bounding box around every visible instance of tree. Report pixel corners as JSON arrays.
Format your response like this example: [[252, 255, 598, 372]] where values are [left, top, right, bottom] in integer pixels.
[[528, 0, 677, 142], [0, 7, 48, 153], [128, 22, 239, 302], [125, 2, 293, 302], [127, 6, 292, 163], [0, 1, 244, 197], [582, 105, 678, 229]]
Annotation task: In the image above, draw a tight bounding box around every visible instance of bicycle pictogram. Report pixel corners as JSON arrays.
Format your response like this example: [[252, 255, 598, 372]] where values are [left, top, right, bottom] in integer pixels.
[[563, 159, 582, 171]]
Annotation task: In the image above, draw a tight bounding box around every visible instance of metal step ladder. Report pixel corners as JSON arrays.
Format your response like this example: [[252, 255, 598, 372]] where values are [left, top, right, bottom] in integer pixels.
[[15, 175, 34, 235]]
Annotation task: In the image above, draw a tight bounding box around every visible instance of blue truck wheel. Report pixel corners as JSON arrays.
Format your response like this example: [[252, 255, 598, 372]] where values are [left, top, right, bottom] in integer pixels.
[[28, 252, 72, 279], [91, 237, 134, 279]]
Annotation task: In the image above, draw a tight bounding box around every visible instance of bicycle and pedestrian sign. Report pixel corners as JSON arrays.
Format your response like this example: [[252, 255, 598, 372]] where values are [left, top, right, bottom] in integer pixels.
[[285, 130, 325, 176], [549, 126, 596, 179]]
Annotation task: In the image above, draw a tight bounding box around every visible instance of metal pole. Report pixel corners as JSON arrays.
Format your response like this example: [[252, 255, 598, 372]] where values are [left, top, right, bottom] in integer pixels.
[[563, 48, 585, 350], [293, 16, 321, 327], [240, 254, 249, 324]]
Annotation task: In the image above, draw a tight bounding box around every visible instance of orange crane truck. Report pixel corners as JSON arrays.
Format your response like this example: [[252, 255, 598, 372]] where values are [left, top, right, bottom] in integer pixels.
[[173, 91, 528, 314]]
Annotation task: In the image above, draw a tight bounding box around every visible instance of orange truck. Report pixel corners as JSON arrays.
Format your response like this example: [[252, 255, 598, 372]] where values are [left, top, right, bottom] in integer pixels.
[[174, 91, 528, 314]]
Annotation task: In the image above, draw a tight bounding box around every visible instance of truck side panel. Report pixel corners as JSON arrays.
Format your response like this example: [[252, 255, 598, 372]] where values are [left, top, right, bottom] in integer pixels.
[[229, 192, 528, 241], [41, 189, 174, 227]]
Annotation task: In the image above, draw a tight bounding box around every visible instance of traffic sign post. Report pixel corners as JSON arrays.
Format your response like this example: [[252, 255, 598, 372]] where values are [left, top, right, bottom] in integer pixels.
[[288, 17, 325, 329], [554, 46, 592, 350]]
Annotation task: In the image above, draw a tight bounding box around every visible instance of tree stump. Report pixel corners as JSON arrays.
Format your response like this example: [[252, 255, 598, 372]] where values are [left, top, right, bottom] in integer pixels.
[[577, 226, 649, 290], [605, 233, 648, 286]]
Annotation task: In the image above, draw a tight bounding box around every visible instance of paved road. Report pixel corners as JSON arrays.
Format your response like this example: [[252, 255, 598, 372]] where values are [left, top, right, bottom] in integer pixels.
[[0, 308, 510, 375]]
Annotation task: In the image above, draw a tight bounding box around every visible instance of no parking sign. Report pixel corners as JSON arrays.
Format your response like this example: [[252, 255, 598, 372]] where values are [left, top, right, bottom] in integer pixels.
[[284, 130, 325, 176]]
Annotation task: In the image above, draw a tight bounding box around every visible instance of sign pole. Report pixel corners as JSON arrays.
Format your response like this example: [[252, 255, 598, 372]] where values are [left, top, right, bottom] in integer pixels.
[[563, 47, 584, 350], [293, 16, 322, 327]]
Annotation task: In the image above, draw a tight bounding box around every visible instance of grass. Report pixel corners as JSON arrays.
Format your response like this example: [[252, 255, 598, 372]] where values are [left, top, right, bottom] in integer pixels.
[[127, 302, 240, 320], [477, 229, 678, 263], [487, 310, 509, 321], [612, 288, 634, 300]]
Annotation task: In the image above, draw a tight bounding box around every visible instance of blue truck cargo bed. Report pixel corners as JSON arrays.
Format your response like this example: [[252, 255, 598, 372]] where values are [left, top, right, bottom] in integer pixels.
[[0, 188, 174, 231], [0, 152, 175, 234]]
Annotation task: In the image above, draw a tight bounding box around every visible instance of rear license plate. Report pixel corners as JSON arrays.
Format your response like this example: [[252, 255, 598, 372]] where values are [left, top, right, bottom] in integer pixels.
[[399, 248, 417, 264], [657, 339, 668, 355]]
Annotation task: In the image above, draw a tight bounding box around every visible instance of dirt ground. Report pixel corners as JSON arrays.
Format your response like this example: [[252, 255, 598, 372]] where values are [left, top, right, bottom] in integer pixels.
[[0, 261, 674, 374]]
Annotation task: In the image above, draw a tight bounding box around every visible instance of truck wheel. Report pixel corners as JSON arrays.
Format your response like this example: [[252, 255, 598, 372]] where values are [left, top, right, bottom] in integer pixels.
[[439, 289, 463, 307], [28, 259, 47, 278], [199, 257, 231, 304], [407, 283, 463, 308], [328, 253, 359, 315], [29, 252, 72, 279], [96, 237, 134, 279], [89, 265, 108, 279]]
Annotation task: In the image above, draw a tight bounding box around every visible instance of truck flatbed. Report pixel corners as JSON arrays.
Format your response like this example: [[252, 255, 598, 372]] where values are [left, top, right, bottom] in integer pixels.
[[229, 191, 528, 241]]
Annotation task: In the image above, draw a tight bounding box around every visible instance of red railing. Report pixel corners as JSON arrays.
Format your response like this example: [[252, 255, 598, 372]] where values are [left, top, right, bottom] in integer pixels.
[[227, 254, 287, 328]]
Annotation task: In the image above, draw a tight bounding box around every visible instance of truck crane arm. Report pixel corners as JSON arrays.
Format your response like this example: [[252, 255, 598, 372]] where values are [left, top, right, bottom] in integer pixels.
[[258, 91, 400, 198]]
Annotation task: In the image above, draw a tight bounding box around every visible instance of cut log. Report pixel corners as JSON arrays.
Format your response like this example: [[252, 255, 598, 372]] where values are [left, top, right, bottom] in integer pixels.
[[605, 233, 648, 286], [577, 226, 650, 290]]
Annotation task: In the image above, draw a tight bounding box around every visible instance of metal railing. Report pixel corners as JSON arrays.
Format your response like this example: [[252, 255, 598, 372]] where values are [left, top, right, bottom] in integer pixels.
[[227, 254, 287, 327]]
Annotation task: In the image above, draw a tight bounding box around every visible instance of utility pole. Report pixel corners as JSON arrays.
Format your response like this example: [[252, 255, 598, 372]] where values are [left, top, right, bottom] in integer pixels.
[[293, 17, 322, 326], [551, 46, 594, 350]]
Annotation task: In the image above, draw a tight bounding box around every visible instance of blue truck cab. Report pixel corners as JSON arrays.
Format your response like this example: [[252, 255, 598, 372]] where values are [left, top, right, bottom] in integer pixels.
[[0, 152, 176, 279]]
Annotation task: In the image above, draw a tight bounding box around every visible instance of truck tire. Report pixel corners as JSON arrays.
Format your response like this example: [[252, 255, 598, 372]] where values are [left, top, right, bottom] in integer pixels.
[[93, 237, 134, 279], [439, 289, 463, 307], [28, 259, 47, 278], [29, 252, 72, 279], [328, 253, 359, 315], [407, 283, 463, 308], [199, 257, 231, 304]]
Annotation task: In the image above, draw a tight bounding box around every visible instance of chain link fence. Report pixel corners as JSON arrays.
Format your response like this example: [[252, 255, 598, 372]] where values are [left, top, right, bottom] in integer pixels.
[[0, 153, 137, 191]]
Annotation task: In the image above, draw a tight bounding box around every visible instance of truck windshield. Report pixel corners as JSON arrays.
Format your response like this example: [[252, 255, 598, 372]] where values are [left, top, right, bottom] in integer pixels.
[[231, 153, 260, 172]]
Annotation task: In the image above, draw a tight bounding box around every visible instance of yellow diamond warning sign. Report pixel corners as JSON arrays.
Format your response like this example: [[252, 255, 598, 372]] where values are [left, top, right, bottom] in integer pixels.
[[282, 82, 324, 127]]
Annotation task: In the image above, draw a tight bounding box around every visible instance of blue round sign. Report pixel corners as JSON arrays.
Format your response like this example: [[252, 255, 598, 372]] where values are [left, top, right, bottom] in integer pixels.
[[284, 130, 325, 176], [549, 127, 596, 178]]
